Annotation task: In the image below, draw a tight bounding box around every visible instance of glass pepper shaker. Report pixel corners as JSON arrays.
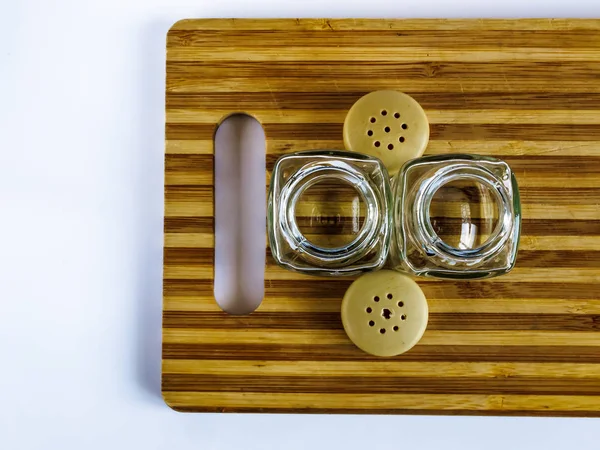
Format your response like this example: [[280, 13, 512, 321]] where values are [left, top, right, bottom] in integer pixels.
[[390, 154, 521, 279], [268, 150, 392, 276]]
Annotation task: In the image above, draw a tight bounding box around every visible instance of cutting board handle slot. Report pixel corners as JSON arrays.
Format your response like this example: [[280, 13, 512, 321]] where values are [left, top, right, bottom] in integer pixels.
[[213, 114, 266, 315]]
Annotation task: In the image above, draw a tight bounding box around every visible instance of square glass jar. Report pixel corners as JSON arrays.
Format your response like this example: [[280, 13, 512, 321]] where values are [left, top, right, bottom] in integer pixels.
[[391, 154, 521, 279], [268, 150, 392, 276]]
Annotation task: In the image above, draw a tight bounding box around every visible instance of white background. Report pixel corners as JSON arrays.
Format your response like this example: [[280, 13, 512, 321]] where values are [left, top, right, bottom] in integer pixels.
[[2, 0, 600, 448]]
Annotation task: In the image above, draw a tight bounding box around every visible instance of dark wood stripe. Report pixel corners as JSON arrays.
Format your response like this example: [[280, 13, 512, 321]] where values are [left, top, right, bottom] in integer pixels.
[[165, 185, 213, 201], [166, 92, 600, 110], [164, 247, 214, 265], [164, 217, 214, 233], [163, 218, 600, 236], [431, 313, 600, 331], [162, 374, 600, 395], [164, 185, 600, 213], [167, 122, 600, 142], [165, 154, 214, 170], [168, 30, 600, 49], [520, 219, 600, 236], [162, 278, 600, 299], [476, 156, 600, 171], [264, 153, 600, 173], [516, 251, 600, 268], [519, 188, 600, 205], [280, 186, 600, 206], [433, 126, 600, 143], [167, 61, 600, 82], [163, 343, 600, 363], [163, 311, 600, 331], [162, 248, 600, 268]]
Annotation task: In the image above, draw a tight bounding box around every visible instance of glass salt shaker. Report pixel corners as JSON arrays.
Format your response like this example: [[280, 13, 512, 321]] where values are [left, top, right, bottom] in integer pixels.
[[268, 150, 392, 276], [390, 154, 521, 279]]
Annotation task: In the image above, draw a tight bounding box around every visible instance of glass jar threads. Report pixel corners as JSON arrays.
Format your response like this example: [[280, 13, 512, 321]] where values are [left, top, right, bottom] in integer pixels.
[[268, 150, 392, 276], [391, 154, 521, 279]]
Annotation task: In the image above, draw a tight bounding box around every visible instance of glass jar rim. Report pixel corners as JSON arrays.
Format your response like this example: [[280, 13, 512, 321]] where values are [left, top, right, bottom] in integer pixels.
[[278, 159, 384, 267], [412, 163, 514, 263]]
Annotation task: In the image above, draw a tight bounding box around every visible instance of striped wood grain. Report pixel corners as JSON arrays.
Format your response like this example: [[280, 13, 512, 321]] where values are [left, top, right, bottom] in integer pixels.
[[163, 19, 600, 415]]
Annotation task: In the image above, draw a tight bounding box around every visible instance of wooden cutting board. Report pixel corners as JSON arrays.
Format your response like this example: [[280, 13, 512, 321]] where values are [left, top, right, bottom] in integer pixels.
[[163, 19, 600, 415]]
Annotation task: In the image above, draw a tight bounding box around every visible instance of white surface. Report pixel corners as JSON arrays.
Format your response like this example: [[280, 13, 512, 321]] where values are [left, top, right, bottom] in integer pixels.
[[1, 1, 600, 449]]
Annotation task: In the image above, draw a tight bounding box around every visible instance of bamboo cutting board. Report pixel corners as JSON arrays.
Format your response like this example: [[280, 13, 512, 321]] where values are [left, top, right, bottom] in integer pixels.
[[163, 19, 600, 415]]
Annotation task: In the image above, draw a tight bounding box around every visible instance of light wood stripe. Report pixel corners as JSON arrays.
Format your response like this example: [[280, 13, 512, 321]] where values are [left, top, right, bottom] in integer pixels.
[[165, 172, 600, 189], [166, 122, 600, 141], [163, 278, 600, 300], [167, 79, 600, 94], [166, 139, 600, 157], [164, 391, 600, 413], [164, 233, 214, 247], [163, 235, 600, 251], [519, 236, 600, 250], [166, 92, 600, 111], [164, 201, 212, 217], [163, 329, 600, 346], [163, 201, 600, 220], [168, 30, 600, 50], [163, 266, 600, 284], [165, 187, 600, 206], [168, 47, 600, 63], [164, 296, 600, 315], [163, 360, 600, 378], [167, 109, 600, 125], [168, 79, 600, 94], [516, 174, 600, 188]]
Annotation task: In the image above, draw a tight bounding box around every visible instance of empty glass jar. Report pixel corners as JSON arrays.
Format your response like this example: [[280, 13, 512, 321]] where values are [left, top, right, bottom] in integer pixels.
[[390, 154, 521, 279], [268, 150, 392, 276]]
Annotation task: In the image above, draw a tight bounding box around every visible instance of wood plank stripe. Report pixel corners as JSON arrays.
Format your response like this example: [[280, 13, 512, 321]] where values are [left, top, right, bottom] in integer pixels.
[[167, 109, 600, 125], [167, 78, 600, 94], [163, 391, 600, 413], [166, 122, 600, 141], [166, 92, 600, 110], [163, 248, 600, 269], [162, 374, 600, 396], [163, 311, 600, 331], [166, 140, 600, 156], [166, 61, 600, 79], [163, 343, 600, 363], [168, 30, 600, 49], [251, 155, 600, 174], [167, 47, 600, 63], [163, 278, 600, 299], [164, 296, 600, 315], [163, 329, 600, 346], [163, 217, 213, 233], [163, 171, 600, 188], [164, 234, 600, 251], [163, 201, 600, 220], [163, 359, 600, 378], [164, 219, 600, 237], [163, 266, 600, 284]]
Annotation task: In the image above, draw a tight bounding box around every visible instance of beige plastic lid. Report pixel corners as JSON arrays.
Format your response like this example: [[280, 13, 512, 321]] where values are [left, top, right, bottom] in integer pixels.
[[343, 90, 430, 175], [341, 270, 428, 357]]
